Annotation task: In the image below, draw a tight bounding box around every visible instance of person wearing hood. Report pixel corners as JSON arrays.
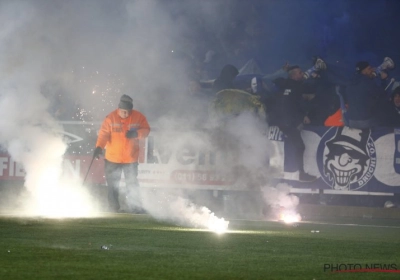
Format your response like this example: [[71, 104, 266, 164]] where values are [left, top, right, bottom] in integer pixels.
[[212, 64, 239, 93], [93, 94, 150, 213]]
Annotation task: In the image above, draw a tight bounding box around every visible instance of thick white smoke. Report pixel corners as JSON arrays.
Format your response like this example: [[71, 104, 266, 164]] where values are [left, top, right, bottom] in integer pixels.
[[0, 1, 99, 217], [262, 183, 301, 222], [123, 116, 232, 231], [0, 0, 234, 223], [262, 183, 300, 209], [124, 112, 279, 224], [139, 189, 229, 233], [0, 0, 294, 225]]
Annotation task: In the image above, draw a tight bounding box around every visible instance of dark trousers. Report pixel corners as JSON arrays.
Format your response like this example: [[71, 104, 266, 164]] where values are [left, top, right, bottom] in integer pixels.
[[104, 160, 139, 212], [278, 125, 305, 173], [348, 118, 375, 129]]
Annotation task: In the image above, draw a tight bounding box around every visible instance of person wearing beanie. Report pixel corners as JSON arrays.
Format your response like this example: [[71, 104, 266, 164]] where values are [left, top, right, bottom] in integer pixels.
[[93, 94, 150, 213], [118, 94, 134, 110]]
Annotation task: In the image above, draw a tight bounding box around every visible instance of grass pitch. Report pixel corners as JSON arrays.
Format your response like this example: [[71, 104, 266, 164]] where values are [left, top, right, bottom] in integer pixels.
[[0, 214, 400, 280]]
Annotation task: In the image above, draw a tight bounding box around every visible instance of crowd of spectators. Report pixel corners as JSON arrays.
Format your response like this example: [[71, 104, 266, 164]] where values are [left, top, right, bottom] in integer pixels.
[[182, 55, 400, 184], [189, 55, 400, 130]]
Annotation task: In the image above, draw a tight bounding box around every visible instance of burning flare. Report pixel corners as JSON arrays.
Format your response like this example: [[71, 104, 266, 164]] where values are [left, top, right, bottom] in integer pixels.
[[279, 208, 302, 224], [207, 213, 229, 234]]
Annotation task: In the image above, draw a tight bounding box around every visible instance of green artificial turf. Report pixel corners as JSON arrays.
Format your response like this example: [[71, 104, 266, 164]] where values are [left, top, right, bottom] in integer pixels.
[[0, 214, 399, 280]]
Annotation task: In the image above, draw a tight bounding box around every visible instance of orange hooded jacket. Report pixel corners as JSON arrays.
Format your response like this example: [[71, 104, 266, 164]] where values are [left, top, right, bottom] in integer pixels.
[[96, 109, 150, 163]]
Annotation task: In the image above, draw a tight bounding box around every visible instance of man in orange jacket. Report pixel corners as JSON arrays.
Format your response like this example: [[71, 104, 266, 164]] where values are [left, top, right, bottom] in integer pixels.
[[94, 94, 150, 212]]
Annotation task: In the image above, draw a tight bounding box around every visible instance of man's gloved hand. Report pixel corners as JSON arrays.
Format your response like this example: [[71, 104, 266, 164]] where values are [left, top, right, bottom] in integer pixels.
[[93, 147, 102, 159], [126, 129, 138, 139]]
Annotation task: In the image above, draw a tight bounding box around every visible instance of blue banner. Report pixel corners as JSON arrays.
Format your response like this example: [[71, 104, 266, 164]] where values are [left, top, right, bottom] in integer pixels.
[[271, 126, 400, 194]]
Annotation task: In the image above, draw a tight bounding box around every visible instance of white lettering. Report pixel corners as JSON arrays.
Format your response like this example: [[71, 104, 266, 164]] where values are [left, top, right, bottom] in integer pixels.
[[177, 148, 196, 165], [268, 126, 283, 141], [0, 157, 8, 176]]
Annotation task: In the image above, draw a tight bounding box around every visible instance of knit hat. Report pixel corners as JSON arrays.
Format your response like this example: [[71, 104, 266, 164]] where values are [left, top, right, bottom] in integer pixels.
[[355, 61, 369, 73], [118, 94, 133, 110]]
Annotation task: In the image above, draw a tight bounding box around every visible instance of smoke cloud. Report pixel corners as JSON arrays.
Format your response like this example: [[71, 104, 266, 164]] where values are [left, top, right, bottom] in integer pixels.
[[0, 0, 306, 223], [261, 183, 301, 221]]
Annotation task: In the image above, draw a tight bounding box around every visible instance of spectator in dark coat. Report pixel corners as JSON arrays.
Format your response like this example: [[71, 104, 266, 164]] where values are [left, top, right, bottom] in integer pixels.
[[269, 65, 317, 182], [345, 61, 388, 129], [270, 66, 314, 128]]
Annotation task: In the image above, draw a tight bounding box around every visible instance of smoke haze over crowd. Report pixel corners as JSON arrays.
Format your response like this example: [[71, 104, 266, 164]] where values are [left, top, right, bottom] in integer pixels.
[[0, 0, 398, 220], [2, 0, 399, 121]]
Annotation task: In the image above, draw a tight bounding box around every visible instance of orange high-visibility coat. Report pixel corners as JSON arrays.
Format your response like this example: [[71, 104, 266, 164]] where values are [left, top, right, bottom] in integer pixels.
[[96, 109, 150, 163]]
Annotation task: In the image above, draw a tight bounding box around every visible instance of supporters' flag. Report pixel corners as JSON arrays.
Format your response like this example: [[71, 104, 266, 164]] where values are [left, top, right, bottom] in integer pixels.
[[209, 89, 266, 121]]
